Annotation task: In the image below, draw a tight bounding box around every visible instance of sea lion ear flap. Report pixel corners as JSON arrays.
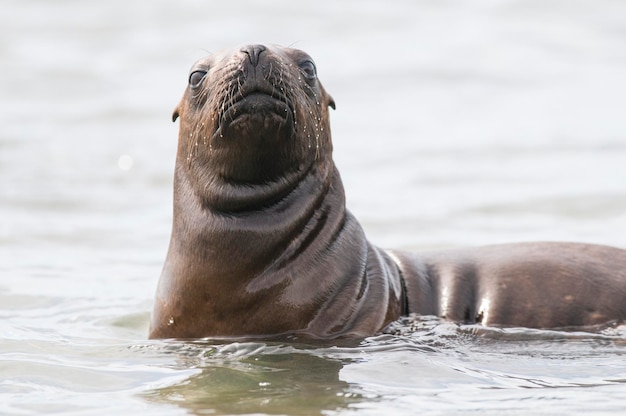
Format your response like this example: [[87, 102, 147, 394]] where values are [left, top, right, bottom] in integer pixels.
[[328, 94, 336, 110], [172, 107, 180, 122]]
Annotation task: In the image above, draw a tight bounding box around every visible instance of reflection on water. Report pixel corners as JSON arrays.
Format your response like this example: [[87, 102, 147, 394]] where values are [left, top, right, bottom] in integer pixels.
[[145, 348, 357, 415], [2, 0, 626, 414]]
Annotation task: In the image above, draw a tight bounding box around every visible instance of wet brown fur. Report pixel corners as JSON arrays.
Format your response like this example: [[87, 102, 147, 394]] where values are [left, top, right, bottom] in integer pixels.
[[149, 44, 626, 340]]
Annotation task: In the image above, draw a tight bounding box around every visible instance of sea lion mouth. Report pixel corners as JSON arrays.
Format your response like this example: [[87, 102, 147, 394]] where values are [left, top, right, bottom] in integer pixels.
[[218, 86, 295, 135]]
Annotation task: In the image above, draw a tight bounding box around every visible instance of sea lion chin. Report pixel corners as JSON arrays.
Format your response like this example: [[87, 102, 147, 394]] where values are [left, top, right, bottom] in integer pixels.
[[149, 44, 626, 340]]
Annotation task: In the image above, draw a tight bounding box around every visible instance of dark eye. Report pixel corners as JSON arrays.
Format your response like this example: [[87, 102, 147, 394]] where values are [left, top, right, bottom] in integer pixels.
[[189, 70, 207, 88], [299, 61, 316, 81]]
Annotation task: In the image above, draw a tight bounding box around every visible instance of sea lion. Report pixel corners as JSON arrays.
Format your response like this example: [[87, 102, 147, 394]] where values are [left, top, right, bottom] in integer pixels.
[[149, 44, 626, 339]]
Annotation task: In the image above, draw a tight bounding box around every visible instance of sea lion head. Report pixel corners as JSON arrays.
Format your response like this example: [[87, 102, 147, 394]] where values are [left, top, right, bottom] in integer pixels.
[[172, 44, 336, 191]]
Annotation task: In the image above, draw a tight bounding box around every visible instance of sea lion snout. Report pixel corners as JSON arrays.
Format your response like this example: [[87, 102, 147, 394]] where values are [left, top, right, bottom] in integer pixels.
[[240, 44, 267, 67], [218, 45, 295, 132]]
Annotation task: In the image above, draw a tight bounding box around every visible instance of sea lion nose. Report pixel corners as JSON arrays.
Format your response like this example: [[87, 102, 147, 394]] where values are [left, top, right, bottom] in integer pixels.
[[241, 44, 266, 67]]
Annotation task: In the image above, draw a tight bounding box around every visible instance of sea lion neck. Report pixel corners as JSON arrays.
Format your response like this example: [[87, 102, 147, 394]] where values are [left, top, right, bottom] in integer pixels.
[[177, 151, 332, 214]]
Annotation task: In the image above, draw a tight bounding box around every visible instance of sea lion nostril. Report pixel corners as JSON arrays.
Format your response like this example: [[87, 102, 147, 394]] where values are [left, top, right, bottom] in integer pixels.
[[241, 44, 266, 67]]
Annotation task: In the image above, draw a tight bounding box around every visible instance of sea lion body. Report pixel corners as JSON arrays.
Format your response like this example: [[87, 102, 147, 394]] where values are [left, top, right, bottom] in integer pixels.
[[392, 243, 626, 329], [149, 44, 626, 339]]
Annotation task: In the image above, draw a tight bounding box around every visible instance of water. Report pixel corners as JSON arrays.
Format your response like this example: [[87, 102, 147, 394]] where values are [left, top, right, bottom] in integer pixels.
[[2, 0, 626, 414]]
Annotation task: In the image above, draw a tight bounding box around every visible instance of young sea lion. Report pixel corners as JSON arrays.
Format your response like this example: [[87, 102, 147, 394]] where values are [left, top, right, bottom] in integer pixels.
[[149, 44, 626, 339]]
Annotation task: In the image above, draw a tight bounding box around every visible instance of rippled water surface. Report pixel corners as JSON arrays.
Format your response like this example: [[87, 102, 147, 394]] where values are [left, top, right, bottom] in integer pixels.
[[2, 1, 626, 414]]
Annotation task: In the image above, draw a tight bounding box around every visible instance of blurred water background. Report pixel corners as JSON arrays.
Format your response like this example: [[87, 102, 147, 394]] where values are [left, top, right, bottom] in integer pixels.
[[2, 0, 626, 414]]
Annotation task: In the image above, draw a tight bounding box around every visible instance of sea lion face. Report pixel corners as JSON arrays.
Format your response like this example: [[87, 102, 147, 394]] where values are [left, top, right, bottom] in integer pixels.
[[173, 44, 335, 184]]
